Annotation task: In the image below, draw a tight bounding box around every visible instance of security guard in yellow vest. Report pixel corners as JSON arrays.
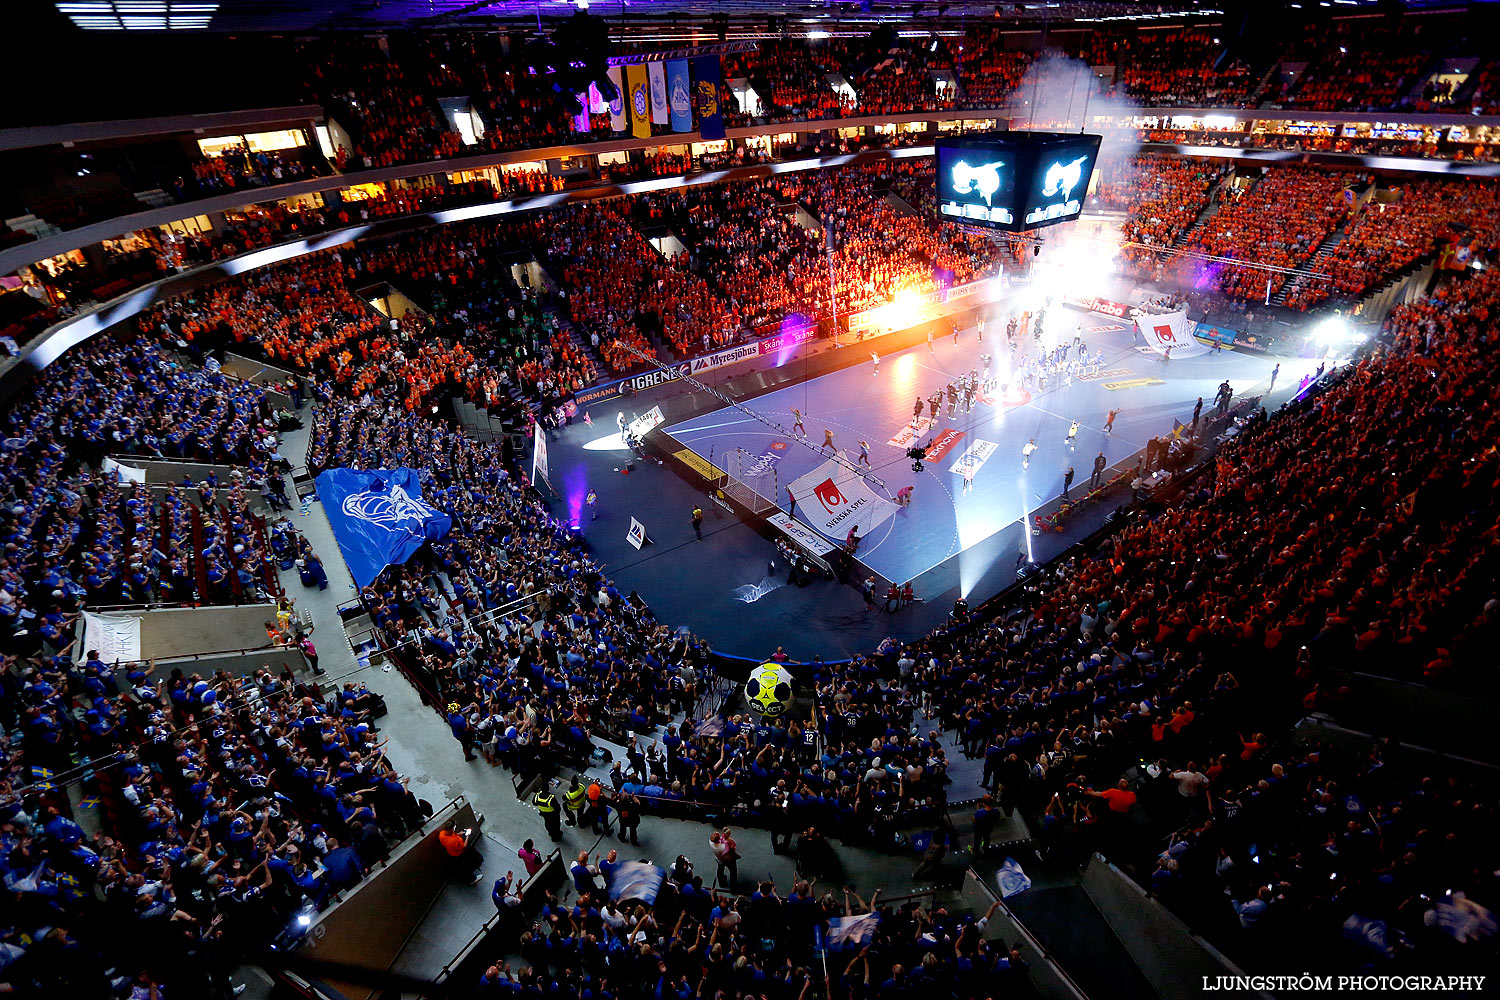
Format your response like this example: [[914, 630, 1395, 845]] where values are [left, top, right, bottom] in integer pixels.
[[532, 785, 562, 841], [562, 776, 587, 829]]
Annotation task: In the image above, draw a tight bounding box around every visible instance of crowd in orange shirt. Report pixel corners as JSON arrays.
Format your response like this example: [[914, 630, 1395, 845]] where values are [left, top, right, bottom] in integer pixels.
[[1174, 167, 1353, 300], [542, 203, 737, 367]]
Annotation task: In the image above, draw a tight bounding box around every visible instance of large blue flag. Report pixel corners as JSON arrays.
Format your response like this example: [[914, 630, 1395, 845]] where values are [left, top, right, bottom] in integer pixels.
[[316, 468, 452, 589]]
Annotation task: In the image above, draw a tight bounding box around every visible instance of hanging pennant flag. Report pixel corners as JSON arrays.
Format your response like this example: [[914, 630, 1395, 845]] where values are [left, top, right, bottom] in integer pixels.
[[607, 66, 627, 132], [649, 61, 669, 124], [667, 59, 692, 132], [572, 91, 591, 133], [588, 81, 607, 114], [693, 54, 725, 140], [626, 63, 652, 138]]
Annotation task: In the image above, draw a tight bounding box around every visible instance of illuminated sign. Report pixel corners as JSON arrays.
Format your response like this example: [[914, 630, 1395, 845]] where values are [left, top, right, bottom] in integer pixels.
[[935, 132, 1102, 234]]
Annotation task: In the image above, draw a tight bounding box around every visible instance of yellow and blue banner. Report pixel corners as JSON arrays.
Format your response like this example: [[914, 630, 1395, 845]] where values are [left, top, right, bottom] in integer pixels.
[[693, 54, 725, 140], [626, 63, 652, 139]]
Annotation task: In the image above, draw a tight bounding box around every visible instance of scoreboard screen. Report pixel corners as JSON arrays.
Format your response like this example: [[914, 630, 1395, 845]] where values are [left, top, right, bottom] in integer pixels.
[[935, 131, 1102, 233]]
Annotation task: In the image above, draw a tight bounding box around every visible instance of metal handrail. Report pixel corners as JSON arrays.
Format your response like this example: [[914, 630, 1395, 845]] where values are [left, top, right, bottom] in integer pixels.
[[965, 867, 1090, 1000], [435, 846, 564, 983]]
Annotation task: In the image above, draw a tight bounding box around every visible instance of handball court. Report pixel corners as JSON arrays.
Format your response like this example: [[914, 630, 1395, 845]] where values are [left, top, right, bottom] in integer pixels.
[[555, 309, 1302, 661]]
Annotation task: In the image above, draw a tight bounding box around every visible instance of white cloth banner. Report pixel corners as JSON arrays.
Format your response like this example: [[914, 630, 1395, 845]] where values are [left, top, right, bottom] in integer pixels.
[[648, 62, 669, 124], [101, 457, 146, 484], [1139, 308, 1210, 358], [787, 456, 896, 542], [628, 406, 665, 438], [532, 425, 551, 487], [82, 612, 142, 663]]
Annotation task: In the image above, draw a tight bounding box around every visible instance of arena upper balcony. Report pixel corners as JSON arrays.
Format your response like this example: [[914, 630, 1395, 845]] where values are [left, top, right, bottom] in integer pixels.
[[7, 3, 1500, 354]]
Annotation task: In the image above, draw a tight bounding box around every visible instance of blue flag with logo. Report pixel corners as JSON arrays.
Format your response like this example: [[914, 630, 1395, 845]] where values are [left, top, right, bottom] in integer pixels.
[[667, 59, 692, 133], [693, 54, 725, 140], [316, 468, 452, 589]]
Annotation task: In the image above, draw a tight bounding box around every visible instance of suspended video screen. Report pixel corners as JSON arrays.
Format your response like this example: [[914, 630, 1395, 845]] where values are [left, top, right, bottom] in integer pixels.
[[935, 132, 1102, 233]]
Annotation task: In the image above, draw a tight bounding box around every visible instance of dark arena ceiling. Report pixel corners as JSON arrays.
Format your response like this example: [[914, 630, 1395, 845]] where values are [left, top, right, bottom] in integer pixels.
[[46, 0, 1441, 33]]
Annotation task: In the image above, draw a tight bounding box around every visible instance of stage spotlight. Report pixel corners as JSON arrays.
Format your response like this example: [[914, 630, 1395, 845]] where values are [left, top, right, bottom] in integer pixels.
[[1313, 315, 1349, 345]]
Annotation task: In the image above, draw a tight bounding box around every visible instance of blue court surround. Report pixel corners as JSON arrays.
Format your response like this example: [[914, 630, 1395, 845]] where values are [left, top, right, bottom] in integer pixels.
[[663, 312, 1292, 588]]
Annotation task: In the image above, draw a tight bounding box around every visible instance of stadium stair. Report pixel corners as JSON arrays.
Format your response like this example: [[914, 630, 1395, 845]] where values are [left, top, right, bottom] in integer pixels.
[[1269, 226, 1346, 307]]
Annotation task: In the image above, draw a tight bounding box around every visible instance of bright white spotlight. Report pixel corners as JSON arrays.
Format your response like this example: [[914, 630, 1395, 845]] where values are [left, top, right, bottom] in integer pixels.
[[1313, 315, 1349, 345], [582, 432, 632, 451]]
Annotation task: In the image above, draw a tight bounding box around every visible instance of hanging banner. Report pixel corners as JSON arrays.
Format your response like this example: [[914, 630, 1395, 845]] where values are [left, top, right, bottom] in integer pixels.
[[572, 91, 591, 132], [693, 54, 725, 140], [667, 59, 692, 133], [101, 456, 146, 484], [82, 612, 142, 663], [1140, 308, 1211, 358], [588, 81, 607, 114], [316, 468, 452, 589], [648, 61, 669, 124], [626, 63, 652, 139], [607, 66, 627, 132], [787, 457, 896, 542]]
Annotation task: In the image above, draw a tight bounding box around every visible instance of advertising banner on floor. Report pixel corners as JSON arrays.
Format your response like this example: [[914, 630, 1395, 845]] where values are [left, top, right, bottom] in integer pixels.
[[788, 457, 896, 542], [741, 441, 788, 478], [948, 438, 998, 477], [667, 59, 692, 132], [607, 66, 627, 132], [627, 64, 652, 139], [693, 55, 725, 140], [316, 468, 452, 589], [1140, 308, 1210, 358], [923, 429, 967, 464], [648, 61, 669, 124]]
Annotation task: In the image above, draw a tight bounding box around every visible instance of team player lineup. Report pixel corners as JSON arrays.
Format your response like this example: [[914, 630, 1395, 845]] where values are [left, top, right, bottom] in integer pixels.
[[663, 300, 1297, 590]]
